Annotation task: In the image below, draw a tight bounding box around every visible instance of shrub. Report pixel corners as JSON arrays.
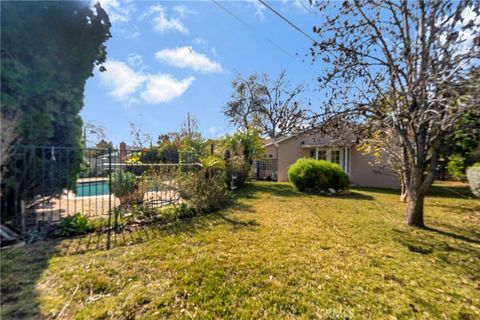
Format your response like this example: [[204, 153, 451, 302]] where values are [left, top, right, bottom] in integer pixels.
[[466, 163, 480, 197], [447, 154, 466, 180], [178, 158, 232, 213], [54, 213, 91, 236], [288, 158, 349, 192], [110, 170, 142, 205], [226, 156, 251, 189]]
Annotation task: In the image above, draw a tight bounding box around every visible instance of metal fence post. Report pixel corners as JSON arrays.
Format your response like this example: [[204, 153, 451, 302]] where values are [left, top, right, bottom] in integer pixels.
[[107, 148, 113, 250]]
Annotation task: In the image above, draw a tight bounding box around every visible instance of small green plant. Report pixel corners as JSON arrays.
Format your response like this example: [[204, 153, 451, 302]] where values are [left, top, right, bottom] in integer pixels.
[[288, 158, 349, 192], [110, 170, 141, 205], [114, 207, 133, 231], [54, 213, 91, 236], [176, 203, 195, 219], [447, 154, 466, 180]]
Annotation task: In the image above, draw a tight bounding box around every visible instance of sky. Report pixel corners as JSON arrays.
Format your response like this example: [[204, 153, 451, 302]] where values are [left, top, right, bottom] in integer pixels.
[[81, 0, 325, 147]]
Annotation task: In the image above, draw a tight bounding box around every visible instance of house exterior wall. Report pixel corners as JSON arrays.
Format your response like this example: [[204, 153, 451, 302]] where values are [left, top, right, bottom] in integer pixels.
[[264, 144, 278, 159], [277, 136, 309, 182], [349, 148, 400, 189], [269, 133, 400, 189]]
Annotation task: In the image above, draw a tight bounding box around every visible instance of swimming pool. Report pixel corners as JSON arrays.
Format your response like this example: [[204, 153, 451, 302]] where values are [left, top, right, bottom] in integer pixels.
[[76, 180, 110, 197]]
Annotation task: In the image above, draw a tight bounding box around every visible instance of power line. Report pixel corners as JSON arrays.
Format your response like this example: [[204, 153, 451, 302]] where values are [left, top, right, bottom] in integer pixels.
[[258, 0, 317, 44], [211, 0, 254, 31], [211, 0, 297, 60]]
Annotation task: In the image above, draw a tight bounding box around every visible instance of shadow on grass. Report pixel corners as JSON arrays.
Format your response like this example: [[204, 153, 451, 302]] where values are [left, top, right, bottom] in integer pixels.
[[427, 184, 474, 199], [423, 226, 480, 245], [392, 224, 480, 282], [1, 209, 257, 319], [1, 243, 59, 319], [53, 205, 259, 256]]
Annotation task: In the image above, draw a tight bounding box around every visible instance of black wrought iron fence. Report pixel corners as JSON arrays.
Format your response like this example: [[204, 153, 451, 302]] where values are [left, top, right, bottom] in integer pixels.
[[0, 145, 198, 246]]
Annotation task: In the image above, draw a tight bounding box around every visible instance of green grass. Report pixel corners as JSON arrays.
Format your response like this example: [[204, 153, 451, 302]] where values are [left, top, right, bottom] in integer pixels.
[[1, 182, 479, 319]]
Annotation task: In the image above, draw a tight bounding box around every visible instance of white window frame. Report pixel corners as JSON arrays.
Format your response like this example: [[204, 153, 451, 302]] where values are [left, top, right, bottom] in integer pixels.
[[311, 147, 345, 171]]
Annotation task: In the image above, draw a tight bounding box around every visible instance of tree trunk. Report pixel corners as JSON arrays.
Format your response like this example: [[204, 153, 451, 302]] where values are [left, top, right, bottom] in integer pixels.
[[399, 176, 408, 202], [405, 189, 425, 228]]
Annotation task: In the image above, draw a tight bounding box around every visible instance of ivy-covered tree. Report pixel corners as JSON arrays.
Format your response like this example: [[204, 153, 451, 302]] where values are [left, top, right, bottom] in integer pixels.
[[1, 1, 111, 216]]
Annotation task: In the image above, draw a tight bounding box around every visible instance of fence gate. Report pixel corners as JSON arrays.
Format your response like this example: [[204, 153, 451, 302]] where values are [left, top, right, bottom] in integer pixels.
[[255, 158, 278, 181]]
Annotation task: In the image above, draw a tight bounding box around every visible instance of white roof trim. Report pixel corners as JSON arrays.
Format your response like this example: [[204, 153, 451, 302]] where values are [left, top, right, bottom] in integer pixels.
[[263, 135, 297, 146]]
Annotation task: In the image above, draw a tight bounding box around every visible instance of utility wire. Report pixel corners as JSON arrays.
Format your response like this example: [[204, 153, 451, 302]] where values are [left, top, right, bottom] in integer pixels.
[[258, 0, 317, 44], [212, 0, 254, 31], [211, 0, 297, 60]]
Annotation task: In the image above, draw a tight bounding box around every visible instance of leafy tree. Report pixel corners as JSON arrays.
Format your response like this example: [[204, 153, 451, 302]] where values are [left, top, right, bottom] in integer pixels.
[[1, 1, 111, 215], [95, 139, 114, 150], [221, 129, 265, 165], [310, 0, 479, 227], [0, 111, 19, 185], [225, 71, 309, 138]]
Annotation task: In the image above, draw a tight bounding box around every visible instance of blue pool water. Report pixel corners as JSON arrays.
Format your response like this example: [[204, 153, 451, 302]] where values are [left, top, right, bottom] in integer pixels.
[[76, 181, 110, 197]]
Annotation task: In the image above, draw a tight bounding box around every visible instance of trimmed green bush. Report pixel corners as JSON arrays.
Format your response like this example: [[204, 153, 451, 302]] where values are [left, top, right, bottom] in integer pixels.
[[466, 163, 480, 197], [288, 158, 349, 192]]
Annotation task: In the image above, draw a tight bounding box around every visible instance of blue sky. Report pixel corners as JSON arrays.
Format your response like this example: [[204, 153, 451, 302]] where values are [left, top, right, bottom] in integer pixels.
[[82, 0, 325, 147]]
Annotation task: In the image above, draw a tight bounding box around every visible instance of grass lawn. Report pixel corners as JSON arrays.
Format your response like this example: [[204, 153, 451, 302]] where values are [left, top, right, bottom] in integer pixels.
[[1, 182, 479, 319]]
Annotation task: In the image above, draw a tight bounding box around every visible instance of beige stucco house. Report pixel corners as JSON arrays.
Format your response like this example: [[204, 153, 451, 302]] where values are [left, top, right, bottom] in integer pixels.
[[261, 130, 400, 189]]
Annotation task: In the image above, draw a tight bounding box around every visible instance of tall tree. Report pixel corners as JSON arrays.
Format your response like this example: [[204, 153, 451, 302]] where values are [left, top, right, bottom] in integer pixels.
[[224, 71, 309, 138], [1, 1, 111, 212], [310, 0, 479, 227], [0, 111, 19, 185]]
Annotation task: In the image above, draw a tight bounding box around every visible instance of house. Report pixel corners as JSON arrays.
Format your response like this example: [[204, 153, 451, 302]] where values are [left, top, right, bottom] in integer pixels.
[[261, 128, 400, 189]]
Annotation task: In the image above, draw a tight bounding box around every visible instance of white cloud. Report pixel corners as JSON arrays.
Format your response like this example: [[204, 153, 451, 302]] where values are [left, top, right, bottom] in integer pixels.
[[155, 47, 223, 73], [195, 37, 208, 47], [99, 60, 194, 104], [100, 60, 146, 101], [146, 4, 189, 35], [245, 0, 266, 20], [96, 0, 135, 22], [141, 74, 194, 103], [173, 5, 197, 18], [127, 53, 143, 68]]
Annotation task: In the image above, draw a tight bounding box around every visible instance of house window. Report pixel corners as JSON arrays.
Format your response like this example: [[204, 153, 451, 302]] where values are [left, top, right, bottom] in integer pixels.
[[330, 150, 340, 164], [317, 150, 327, 161], [310, 148, 344, 169], [267, 153, 274, 159]]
